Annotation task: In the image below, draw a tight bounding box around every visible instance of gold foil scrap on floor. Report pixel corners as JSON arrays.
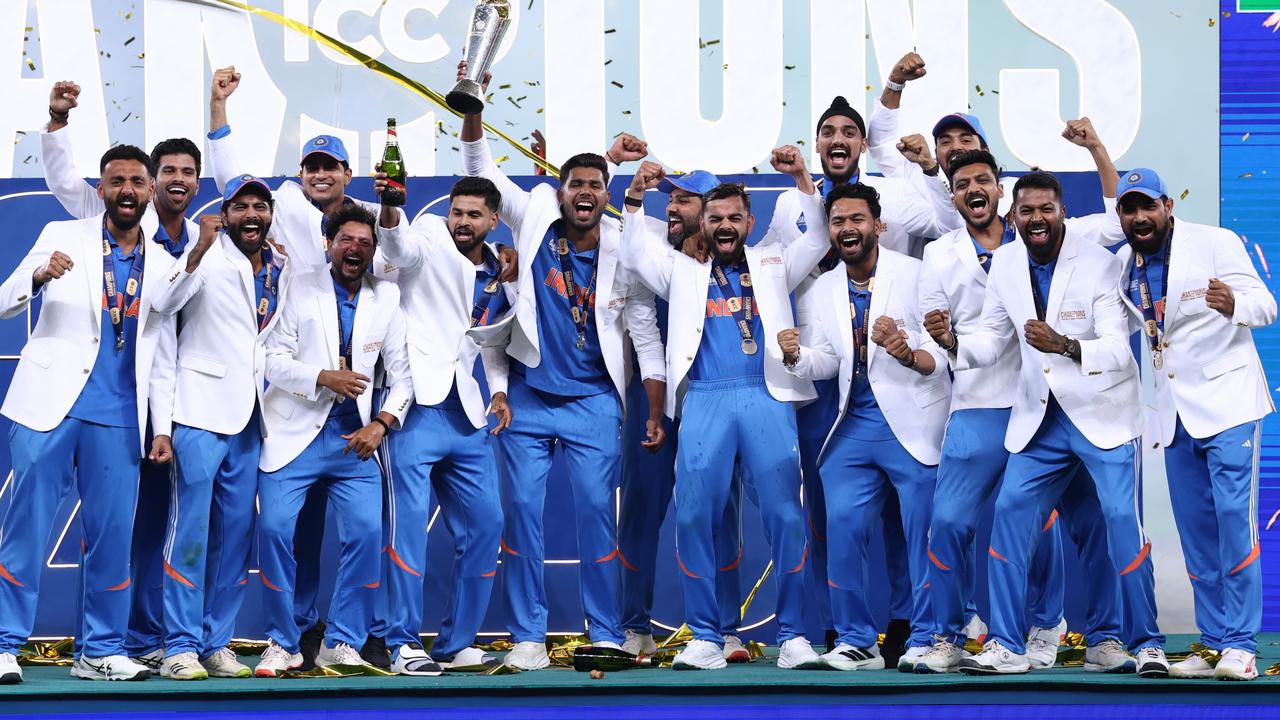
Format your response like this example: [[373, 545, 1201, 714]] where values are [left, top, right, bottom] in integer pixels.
[[229, 640, 268, 656], [17, 638, 74, 666], [657, 625, 692, 650], [281, 663, 394, 678], [1055, 631, 1088, 668], [746, 640, 767, 660], [476, 639, 514, 652], [547, 635, 591, 667]]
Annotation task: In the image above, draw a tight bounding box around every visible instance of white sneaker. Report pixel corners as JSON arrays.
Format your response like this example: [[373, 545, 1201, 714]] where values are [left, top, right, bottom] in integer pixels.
[[317, 641, 369, 668], [131, 648, 164, 672], [962, 615, 988, 644], [672, 639, 727, 670], [777, 637, 823, 670], [896, 645, 929, 673], [1169, 654, 1215, 679], [1135, 646, 1169, 678], [1084, 639, 1137, 673], [201, 647, 251, 678], [913, 639, 964, 674], [0, 652, 22, 684], [390, 643, 442, 676], [254, 640, 302, 678], [958, 640, 1030, 675], [722, 635, 750, 663], [439, 646, 499, 670], [160, 651, 208, 680], [71, 654, 151, 681], [820, 643, 884, 671], [1025, 619, 1066, 669], [504, 641, 551, 671], [1214, 648, 1258, 681], [622, 630, 658, 657]]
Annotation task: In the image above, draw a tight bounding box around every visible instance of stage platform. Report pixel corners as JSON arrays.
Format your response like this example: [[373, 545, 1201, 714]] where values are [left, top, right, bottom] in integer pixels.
[[3, 634, 1279, 719]]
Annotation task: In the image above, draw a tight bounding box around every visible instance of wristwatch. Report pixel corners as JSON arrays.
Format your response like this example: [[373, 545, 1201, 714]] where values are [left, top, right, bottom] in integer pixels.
[[1060, 337, 1078, 358]]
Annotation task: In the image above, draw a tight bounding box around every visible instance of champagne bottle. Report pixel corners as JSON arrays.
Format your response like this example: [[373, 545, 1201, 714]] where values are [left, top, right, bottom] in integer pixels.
[[572, 645, 653, 672], [380, 117, 407, 207]]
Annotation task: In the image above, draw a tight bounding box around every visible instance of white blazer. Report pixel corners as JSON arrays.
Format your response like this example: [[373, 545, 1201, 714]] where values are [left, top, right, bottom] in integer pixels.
[[208, 127, 394, 273], [41, 128, 200, 250], [787, 249, 951, 464], [377, 215, 517, 429], [621, 189, 829, 418], [760, 175, 946, 256], [147, 233, 293, 438], [0, 215, 177, 456], [1115, 218, 1276, 445], [462, 138, 665, 408], [260, 268, 413, 472], [919, 228, 1021, 413], [954, 230, 1140, 452]]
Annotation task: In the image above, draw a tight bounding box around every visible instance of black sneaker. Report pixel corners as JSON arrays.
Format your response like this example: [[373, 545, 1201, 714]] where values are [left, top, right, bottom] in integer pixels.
[[879, 618, 911, 669], [298, 620, 326, 671], [360, 634, 392, 670]]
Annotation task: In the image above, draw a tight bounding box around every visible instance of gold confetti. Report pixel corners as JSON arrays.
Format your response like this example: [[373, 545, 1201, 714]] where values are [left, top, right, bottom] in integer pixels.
[[137, 53, 144, 59], [498, 83, 512, 89], [611, 81, 624, 89], [1240, 172, 1253, 178], [976, 84, 985, 96], [536, 108, 544, 114], [784, 65, 795, 70], [506, 96, 521, 109], [25, 58, 34, 71], [604, 28, 616, 34], [865, 84, 872, 91], [1179, 189, 1189, 200], [495, 155, 510, 163], [1244, 132, 1251, 141], [722, 63, 729, 70], [124, 36, 135, 46], [1209, 18, 1215, 26]]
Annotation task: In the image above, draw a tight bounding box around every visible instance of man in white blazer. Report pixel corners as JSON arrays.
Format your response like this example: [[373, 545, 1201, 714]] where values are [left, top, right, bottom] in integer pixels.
[[253, 205, 412, 677], [365, 175, 516, 676], [914, 151, 1126, 674], [939, 171, 1167, 677], [0, 145, 178, 684], [144, 176, 286, 681], [1113, 169, 1276, 681], [779, 182, 951, 672], [42, 79, 204, 670], [622, 149, 828, 671], [459, 86, 665, 671]]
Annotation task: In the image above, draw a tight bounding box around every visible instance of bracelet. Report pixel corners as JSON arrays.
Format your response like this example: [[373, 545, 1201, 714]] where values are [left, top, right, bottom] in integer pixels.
[[48, 107, 69, 123], [605, 151, 618, 165], [884, 78, 905, 92], [372, 416, 391, 433], [624, 195, 644, 208], [942, 334, 958, 352], [900, 350, 919, 369]]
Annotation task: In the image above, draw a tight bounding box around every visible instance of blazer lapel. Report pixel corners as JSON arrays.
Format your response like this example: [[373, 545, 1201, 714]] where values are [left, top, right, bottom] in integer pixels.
[[351, 276, 375, 370], [831, 271, 855, 372], [866, 262, 894, 374], [83, 224, 103, 327], [1045, 234, 1077, 327], [222, 235, 257, 318], [955, 232, 988, 287], [1116, 246, 1141, 319], [318, 276, 341, 369]]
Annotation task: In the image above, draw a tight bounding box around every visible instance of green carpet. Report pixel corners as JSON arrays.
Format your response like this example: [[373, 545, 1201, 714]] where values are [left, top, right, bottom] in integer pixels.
[[2, 634, 1277, 701]]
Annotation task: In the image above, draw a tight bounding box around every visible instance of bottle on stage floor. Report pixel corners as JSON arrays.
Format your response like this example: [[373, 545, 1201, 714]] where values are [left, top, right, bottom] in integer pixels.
[[380, 117, 407, 207], [572, 645, 653, 672]]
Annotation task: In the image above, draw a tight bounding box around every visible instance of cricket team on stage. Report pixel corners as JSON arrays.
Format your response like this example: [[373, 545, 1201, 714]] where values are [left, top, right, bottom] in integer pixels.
[[0, 52, 1270, 685]]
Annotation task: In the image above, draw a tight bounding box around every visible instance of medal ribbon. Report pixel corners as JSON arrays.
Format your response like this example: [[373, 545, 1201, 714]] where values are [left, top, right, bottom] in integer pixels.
[[257, 248, 277, 332], [711, 262, 757, 355], [101, 221, 146, 353], [1132, 238, 1171, 367], [555, 237, 600, 349], [470, 253, 505, 328], [1028, 265, 1048, 322], [336, 288, 356, 372], [848, 268, 875, 376]]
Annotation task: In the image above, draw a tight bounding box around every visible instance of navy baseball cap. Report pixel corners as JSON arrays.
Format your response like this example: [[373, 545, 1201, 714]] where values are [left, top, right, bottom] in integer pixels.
[[223, 173, 272, 204], [1117, 168, 1169, 201], [300, 135, 350, 165], [658, 170, 720, 196], [932, 113, 988, 146]]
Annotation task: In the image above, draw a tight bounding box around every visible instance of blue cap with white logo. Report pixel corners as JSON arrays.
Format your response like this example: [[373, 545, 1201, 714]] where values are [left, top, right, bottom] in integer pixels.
[[1117, 168, 1168, 201], [300, 134, 350, 165], [658, 169, 721, 196], [223, 173, 272, 204], [932, 113, 989, 147]]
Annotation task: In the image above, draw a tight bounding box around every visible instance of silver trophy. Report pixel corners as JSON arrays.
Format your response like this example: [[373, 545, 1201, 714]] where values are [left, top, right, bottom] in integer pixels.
[[446, 0, 512, 114]]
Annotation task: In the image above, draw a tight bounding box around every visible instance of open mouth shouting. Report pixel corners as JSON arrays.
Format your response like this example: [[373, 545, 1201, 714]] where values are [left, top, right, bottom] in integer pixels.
[[667, 212, 684, 239], [963, 192, 992, 223], [571, 196, 597, 224], [164, 182, 190, 206], [836, 229, 864, 257], [1128, 220, 1158, 244], [826, 145, 851, 172], [115, 195, 140, 220], [713, 227, 740, 255], [237, 219, 263, 245], [339, 251, 364, 275], [1024, 220, 1051, 246]]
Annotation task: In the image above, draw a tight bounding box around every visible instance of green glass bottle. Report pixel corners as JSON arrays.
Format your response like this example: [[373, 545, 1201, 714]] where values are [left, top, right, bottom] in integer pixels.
[[380, 117, 406, 207], [572, 645, 653, 672]]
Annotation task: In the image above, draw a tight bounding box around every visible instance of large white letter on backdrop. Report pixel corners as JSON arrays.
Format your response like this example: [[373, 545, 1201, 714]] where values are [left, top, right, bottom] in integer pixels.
[[0, 0, 106, 179], [865, 0, 969, 148], [544, 0, 606, 168], [146, 0, 287, 178], [809, 0, 867, 170], [999, 0, 1140, 170], [638, 0, 784, 174]]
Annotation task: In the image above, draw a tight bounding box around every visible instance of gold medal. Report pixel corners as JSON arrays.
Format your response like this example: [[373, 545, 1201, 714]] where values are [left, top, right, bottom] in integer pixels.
[[1153, 351, 1163, 370], [484, 279, 500, 293]]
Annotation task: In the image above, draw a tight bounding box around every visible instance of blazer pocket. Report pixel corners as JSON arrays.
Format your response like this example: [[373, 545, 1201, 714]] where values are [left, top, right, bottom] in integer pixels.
[[1203, 349, 1250, 380], [179, 353, 228, 378], [1055, 304, 1090, 335], [19, 341, 53, 369], [269, 401, 294, 420], [913, 379, 949, 408]]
